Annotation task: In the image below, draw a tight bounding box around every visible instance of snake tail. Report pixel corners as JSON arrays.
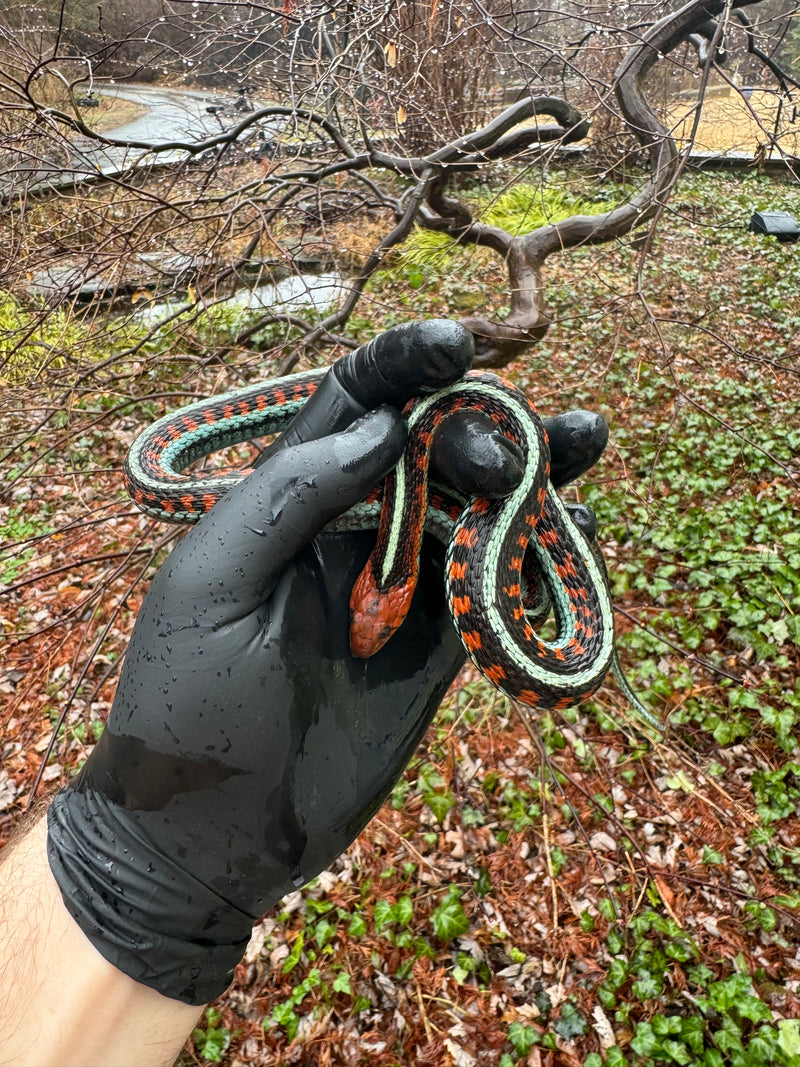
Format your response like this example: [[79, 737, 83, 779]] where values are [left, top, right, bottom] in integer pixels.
[[580, 532, 665, 733]]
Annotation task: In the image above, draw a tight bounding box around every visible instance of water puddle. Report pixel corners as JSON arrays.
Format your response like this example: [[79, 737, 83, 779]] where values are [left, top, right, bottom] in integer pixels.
[[135, 271, 346, 325]]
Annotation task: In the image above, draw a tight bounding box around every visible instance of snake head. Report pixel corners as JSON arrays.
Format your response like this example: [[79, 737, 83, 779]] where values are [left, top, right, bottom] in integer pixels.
[[349, 566, 416, 659]]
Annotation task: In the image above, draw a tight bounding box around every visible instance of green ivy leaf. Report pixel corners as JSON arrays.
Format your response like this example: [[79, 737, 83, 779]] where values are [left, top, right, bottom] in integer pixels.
[[192, 1025, 231, 1063], [579, 910, 595, 933], [281, 930, 304, 974], [474, 866, 492, 897], [630, 1021, 656, 1056], [778, 1019, 800, 1058], [554, 1001, 587, 1038], [632, 971, 662, 1001], [653, 1015, 683, 1036], [348, 912, 367, 937], [508, 1021, 538, 1057], [660, 1038, 692, 1064], [267, 999, 299, 1041], [424, 790, 455, 823], [314, 917, 335, 949], [702, 845, 725, 865], [394, 895, 414, 927], [606, 957, 628, 989], [605, 1049, 628, 1067], [304, 897, 334, 916], [736, 993, 773, 1024], [431, 886, 470, 941], [374, 898, 395, 932]]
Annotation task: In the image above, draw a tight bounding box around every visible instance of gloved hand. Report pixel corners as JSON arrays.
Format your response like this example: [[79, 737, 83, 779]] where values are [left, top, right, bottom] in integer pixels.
[[47, 320, 608, 1006]]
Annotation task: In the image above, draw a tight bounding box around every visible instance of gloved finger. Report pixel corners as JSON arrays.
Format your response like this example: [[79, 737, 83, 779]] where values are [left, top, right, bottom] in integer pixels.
[[566, 501, 598, 541], [255, 319, 474, 467], [541, 410, 609, 488], [166, 406, 408, 607], [428, 407, 608, 500], [429, 409, 526, 499]]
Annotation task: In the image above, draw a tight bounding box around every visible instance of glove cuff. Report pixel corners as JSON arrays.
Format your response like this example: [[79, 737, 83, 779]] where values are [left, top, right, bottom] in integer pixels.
[[47, 789, 253, 1005]]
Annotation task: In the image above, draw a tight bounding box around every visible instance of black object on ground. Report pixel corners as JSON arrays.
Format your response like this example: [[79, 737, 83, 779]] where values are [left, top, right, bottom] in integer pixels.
[[748, 210, 800, 243]]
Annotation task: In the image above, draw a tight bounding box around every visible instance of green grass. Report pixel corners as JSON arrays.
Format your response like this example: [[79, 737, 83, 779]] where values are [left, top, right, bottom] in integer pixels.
[[397, 180, 598, 269]]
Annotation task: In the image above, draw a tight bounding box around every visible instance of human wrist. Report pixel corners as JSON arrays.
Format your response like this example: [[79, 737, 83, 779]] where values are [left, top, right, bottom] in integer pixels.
[[0, 814, 202, 1067], [46, 781, 254, 1006]]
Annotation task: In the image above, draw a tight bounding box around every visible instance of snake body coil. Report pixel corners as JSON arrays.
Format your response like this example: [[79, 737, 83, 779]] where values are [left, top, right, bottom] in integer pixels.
[[125, 369, 616, 711]]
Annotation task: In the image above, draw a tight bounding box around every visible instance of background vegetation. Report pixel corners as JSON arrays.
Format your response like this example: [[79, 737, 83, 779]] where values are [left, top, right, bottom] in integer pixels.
[[1, 1, 800, 1064]]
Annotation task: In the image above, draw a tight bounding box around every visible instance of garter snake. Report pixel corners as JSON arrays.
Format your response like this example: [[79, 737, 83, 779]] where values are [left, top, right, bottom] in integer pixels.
[[124, 368, 646, 717]]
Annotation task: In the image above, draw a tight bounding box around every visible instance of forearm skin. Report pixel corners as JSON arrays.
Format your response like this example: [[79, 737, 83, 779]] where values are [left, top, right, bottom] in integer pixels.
[[0, 815, 202, 1067]]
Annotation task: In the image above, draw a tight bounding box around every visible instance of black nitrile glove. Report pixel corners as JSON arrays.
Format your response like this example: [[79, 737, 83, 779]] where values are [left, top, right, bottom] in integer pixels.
[[47, 320, 608, 1005]]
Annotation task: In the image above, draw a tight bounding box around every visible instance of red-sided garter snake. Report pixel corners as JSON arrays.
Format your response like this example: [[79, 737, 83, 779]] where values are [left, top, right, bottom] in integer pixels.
[[125, 368, 657, 720]]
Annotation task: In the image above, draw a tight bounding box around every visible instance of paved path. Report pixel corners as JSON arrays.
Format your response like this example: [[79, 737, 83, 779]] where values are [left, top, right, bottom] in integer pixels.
[[100, 84, 224, 144], [1, 83, 277, 203]]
